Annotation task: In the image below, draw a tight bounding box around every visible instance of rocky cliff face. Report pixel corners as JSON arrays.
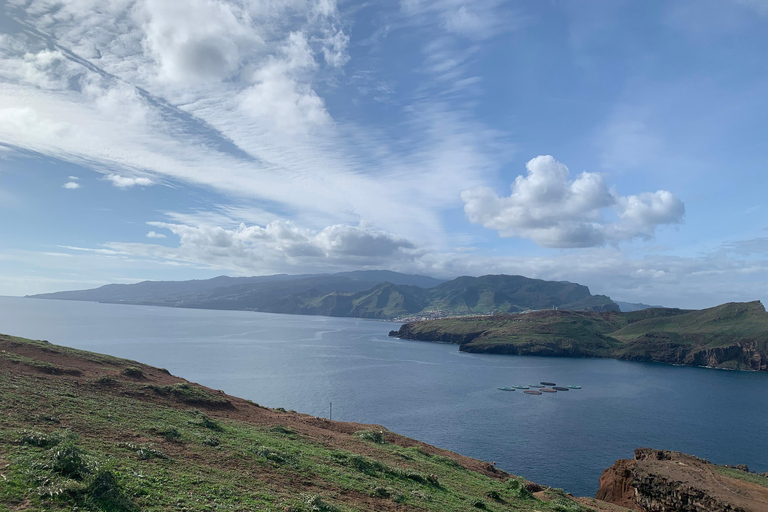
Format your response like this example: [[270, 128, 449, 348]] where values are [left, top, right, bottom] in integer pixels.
[[390, 324, 483, 345], [618, 336, 768, 371], [596, 448, 768, 512]]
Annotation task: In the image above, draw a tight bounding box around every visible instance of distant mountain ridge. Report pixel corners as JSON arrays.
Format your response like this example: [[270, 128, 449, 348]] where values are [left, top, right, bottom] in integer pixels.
[[29, 271, 620, 319]]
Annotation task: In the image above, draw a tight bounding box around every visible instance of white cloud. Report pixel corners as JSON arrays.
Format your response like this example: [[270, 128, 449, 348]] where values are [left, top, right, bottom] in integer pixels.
[[0, 0, 515, 250], [107, 220, 420, 273], [51, 228, 767, 309], [68, 176, 79, 180], [107, 174, 154, 188], [400, 0, 514, 40], [62, 181, 81, 189], [146, 231, 166, 239], [462, 156, 685, 248], [140, 0, 260, 83], [238, 32, 331, 133]]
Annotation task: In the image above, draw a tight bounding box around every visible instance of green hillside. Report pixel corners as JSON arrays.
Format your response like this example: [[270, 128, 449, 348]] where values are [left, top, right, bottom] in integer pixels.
[[391, 301, 768, 371], [0, 334, 603, 512], [31, 274, 619, 320], [270, 275, 618, 319]]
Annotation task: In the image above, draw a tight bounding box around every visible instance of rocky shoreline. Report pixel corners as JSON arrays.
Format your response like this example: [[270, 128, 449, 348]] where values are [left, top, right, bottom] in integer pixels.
[[595, 448, 768, 511], [389, 302, 768, 371]]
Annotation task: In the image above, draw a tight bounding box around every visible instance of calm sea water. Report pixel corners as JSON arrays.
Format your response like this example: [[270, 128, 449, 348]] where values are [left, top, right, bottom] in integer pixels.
[[2, 296, 767, 496]]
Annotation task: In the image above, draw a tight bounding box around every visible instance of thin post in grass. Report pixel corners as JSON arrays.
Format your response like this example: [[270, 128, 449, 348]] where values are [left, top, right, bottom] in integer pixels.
[[330, 401, 332, 421]]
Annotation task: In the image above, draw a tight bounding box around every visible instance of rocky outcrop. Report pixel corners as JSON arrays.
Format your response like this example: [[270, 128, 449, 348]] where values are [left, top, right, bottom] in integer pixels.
[[596, 448, 768, 512], [618, 336, 768, 371], [390, 324, 484, 345]]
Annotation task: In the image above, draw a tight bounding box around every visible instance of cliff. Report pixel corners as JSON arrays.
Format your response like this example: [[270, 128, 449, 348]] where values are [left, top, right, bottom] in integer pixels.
[[596, 448, 768, 511], [390, 301, 768, 371]]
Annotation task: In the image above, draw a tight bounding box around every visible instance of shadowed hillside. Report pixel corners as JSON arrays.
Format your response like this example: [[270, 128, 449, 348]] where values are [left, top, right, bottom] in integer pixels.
[[30, 273, 619, 320]]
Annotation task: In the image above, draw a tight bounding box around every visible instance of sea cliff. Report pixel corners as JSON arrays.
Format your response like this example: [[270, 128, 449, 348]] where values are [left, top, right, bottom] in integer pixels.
[[390, 301, 768, 371], [595, 448, 768, 511]]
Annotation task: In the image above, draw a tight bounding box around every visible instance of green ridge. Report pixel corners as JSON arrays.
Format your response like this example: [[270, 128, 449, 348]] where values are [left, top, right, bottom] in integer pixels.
[[392, 301, 768, 371]]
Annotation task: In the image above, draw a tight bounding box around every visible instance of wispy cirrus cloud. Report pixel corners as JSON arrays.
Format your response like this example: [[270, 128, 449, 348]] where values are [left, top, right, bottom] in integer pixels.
[[0, 0, 513, 248]]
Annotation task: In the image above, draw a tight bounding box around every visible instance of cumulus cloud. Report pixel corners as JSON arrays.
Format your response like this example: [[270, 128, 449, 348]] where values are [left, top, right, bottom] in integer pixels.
[[146, 231, 166, 239], [140, 0, 259, 83], [462, 155, 685, 248], [105, 220, 420, 273], [107, 174, 154, 188], [238, 32, 331, 133], [62, 181, 81, 189]]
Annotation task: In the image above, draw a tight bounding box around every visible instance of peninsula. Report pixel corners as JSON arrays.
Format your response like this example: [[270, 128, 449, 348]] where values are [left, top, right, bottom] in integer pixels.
[[390, 301, 768, 371]]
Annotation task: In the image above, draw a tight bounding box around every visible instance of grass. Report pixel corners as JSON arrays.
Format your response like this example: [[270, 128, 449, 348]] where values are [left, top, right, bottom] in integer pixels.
[[0, 333, 595, 512], [713, 467, 768, 489], [395, 301, 768, 370]]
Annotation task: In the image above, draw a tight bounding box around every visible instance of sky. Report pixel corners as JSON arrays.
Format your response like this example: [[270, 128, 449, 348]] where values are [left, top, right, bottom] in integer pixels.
[[0, 0, 767, 309]]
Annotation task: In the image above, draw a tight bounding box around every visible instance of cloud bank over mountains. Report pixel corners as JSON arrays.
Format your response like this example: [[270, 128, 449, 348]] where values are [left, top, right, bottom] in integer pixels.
[[108, 221, 421, 273], [1, 0, 765, 309]]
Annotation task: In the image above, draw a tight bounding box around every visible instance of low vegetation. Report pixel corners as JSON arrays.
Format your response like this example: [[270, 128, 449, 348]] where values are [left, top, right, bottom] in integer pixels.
[[0, 333, 600, 511], [393, 301, 768, 371]]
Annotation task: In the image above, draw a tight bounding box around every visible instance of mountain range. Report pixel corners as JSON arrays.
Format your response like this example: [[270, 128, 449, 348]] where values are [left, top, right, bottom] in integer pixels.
[[29, 271, 621, 319]]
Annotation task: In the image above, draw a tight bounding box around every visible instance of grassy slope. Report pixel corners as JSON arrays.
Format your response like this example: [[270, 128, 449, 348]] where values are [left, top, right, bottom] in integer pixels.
[[35, 274, 618, 320], [396, 311, 626, 357], [394, 302, 768, 369], [613, 301, 768, 345], [0, 334, 607, 512]]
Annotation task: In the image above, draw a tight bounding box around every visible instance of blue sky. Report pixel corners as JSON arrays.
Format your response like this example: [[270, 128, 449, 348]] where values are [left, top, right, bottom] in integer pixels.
[[0, 0, 767, 308]]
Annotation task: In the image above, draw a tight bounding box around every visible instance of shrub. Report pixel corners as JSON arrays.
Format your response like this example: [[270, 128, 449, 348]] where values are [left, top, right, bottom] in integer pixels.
[[84, 470, 138, 512], [269, 424, 296, 436], [348, 455, 385, 476], [50, 444, 89, 479], [154, 425, 182, 442], [472, 499, 487, 508], [201, 436, 221, 447], [119, 442, 170, 461], [486, 489, 503, 502], [255, 446, 295, 466], [303, 494, 339, 512], [18, 430, 60, 448], [356, 430, 386, 444], [188, 410, 224, 432], [148, 383, 230, 407], [122, 367, 145, 379], [95, 376, 118, 386], [508, 477, 534, 499], [371, 487, 391, 498]]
